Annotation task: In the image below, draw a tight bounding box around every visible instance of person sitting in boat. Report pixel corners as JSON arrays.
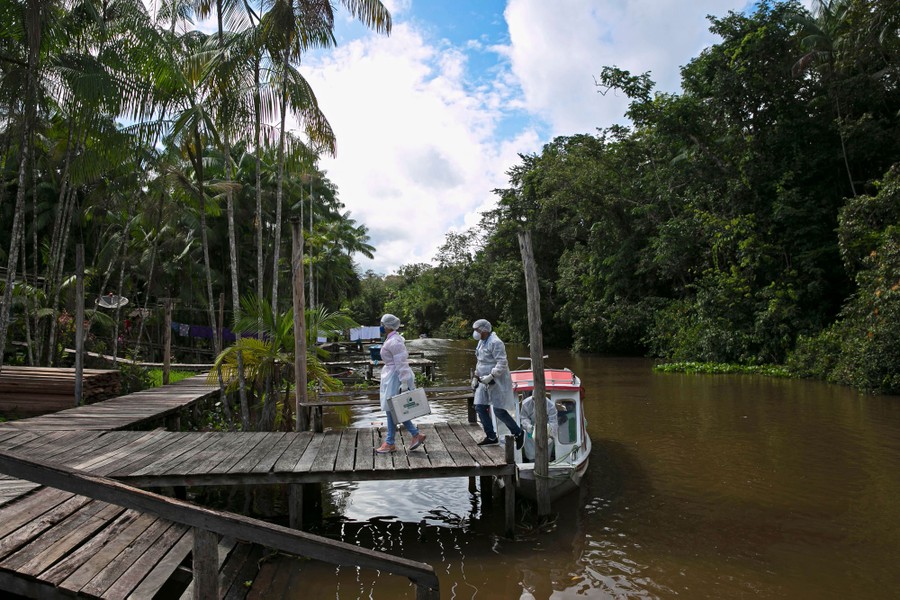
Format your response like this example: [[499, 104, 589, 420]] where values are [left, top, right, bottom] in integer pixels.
[[520, 395, 558, 463], [471, 319, 525, 448]]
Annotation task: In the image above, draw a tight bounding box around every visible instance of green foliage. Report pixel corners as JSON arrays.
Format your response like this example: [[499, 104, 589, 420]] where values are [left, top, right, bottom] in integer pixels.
[[654, 362, 793, 377], [146, 369, 195, 387], [788, 166, 900, 393]]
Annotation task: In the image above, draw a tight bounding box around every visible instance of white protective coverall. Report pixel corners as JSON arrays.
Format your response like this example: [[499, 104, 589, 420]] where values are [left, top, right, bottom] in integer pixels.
[[474, 332, 516, 413], [379, 331, 415, 412], [521, 395, 558, 461]]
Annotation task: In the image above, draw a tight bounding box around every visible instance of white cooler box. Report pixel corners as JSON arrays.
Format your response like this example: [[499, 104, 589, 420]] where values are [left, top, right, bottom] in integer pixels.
[[389, 388, 431, 421]]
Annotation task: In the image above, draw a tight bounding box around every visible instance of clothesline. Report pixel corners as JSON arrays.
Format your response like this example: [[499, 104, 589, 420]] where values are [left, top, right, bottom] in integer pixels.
[[170, 322, 327, 344]]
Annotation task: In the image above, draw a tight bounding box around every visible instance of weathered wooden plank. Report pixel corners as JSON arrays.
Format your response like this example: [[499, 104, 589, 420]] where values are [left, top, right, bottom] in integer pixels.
[[207, 432, 270, 474], [101, 522, 188, 599], [291, 433, 325, 473], [107, 432, 193, 477], [309, 430, 342, 472], [0, 488, 76, 540], [222, 543, 264, 600], [0, 494, 93, 561], [225, 433, 281, 474], [0, 431, 39, 451], [183, 433, 244, 475], [77, 430, 171, 475], [417, 424, 455, 469], [56, 432, 144, 470], [333, 430, 357, 472], [434, 423, 475, 468], [61, 512, 162, 594], [129, 432, 219, 476], [41, 508, 144, 585], [354, 429, 375, 472], [126, 528, 193, 600], [79, 515, 173, 597], [271, 432, 312, 473], [1, 501, 121, 575], [449, 421, 505, 466], [247, 433, 294, 474]]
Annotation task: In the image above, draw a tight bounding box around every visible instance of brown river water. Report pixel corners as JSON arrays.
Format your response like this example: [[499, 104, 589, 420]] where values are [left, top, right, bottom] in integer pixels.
[[247, 339, 900, 599]]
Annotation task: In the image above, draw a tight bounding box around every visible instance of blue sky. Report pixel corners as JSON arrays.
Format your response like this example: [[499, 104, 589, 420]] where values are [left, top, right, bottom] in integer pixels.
[[294, 0, 812, 274]]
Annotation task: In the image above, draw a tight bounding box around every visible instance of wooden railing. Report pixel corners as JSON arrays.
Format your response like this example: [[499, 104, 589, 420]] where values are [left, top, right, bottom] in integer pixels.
[[0, 450, 440, 599], [298, 385, 476, 432]]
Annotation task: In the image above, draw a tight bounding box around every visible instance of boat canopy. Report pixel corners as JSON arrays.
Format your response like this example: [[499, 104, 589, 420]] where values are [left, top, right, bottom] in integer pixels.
[[511, 368, 581, 393]]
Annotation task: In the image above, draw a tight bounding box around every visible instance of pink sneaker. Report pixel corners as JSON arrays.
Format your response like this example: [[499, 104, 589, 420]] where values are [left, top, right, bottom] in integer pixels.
[[375, 442, 396, 454], [408, 433, 426, 451]]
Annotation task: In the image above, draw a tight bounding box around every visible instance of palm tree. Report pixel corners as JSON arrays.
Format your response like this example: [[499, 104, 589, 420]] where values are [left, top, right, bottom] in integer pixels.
[[259, 0, 391, 312], [213, 293, 357, 430]]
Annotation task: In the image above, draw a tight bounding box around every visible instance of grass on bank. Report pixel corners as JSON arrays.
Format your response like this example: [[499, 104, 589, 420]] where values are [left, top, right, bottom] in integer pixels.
[[147, 369, 196, 387]]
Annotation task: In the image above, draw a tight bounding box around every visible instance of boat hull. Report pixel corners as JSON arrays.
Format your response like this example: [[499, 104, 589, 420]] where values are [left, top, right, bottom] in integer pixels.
[[516, 448, 590, 502]]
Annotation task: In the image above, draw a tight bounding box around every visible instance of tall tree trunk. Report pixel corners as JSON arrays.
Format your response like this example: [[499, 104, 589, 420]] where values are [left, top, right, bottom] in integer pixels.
[[271, 55, 289, 314], [0, 0, 42, 371], [216, 2, 250, 430]]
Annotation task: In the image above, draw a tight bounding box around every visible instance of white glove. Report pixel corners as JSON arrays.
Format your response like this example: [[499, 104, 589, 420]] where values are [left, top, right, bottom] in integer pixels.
[[526, 423, 534, 434], [399, 382, 409, 393], [479, 373, 494, 385], [470, 376, 479, 391]]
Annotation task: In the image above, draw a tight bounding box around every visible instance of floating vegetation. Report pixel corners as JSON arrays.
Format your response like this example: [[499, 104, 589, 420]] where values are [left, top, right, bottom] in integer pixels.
[[653, 362, 793, 378]]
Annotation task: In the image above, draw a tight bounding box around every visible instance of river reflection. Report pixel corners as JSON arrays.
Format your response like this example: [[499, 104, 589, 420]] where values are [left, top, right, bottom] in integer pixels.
[[248, 341, 900, 599]]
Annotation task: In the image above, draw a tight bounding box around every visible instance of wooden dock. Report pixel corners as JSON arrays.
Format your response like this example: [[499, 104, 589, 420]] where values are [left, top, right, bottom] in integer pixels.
[[0, 374, 217, 431], [0, 376, 517, 598], [0, 423, 514, 489]]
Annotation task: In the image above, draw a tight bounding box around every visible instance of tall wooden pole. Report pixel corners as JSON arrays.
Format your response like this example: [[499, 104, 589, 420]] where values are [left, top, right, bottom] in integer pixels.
[[517, 230, 550, 514], [163, 298, 172, 385], [74, 244, 84, 406], [291, 218, 309, 431]]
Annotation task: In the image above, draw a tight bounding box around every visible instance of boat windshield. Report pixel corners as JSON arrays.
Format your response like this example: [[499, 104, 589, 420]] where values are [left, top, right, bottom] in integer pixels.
[[556, 399, 578, 444]]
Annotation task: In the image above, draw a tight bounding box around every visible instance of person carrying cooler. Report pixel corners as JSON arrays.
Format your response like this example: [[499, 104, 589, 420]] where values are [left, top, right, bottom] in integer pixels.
[[376, 314, 426, 454]]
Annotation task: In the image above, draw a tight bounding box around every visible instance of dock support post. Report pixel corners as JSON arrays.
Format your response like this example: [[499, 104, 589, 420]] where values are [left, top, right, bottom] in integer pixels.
[[192, 527, 218, 599], [165, 414, 180, 432], [503, 436, 516, 536], [313, 406, 323, 433], [467, 396, 476, 424], [480, 476, 492, 505], [288, 484, 303, 530]]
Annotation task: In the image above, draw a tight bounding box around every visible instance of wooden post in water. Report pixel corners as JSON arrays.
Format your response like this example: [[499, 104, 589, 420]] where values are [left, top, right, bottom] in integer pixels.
[[163, 298, 172, 385], [291, 216, 309, 432], [74, 244, 84, 406], [503, 435, 516, 535], [517, 230, 551, 515]]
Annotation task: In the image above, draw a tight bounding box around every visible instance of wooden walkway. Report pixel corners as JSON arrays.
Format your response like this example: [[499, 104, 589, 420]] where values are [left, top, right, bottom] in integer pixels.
[[0, 422, 514, 489], [0, 376, 506, 598], [0, 486, 262, 599], [0, 374, 217, 431]]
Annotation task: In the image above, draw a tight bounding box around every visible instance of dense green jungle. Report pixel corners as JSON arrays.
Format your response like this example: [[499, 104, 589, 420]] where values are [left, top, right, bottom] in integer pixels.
[[1, 0, 899, 413]]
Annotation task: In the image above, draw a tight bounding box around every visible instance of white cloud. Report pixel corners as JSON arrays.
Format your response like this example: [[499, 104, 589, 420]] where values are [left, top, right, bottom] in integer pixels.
[[501, 0, 755, 135], [304, 23, 540, 275], [300, 0, 809, 275]]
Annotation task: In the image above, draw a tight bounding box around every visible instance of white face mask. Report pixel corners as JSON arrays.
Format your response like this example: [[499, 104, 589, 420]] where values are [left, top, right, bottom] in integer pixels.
[[472, 330, 482, 341]]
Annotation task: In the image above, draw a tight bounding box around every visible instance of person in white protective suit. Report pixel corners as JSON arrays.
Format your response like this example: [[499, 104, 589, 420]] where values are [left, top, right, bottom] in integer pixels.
[[471, 319, 524, 448], [376, 314, 427, 454], [520, 395, 557, 462]]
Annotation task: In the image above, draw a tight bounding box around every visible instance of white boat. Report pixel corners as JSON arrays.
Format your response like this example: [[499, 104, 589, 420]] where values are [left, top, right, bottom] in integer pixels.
[[509, 367, 591, 501]]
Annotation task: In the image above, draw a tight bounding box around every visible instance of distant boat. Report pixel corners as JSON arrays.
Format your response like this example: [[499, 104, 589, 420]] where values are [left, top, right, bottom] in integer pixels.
[[510, 368, 591, 501]]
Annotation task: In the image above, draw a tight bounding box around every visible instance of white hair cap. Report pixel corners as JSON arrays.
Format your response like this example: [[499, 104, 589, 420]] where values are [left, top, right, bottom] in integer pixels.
[[381, 314, 401, 331], [472, 319, 492, 333]]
